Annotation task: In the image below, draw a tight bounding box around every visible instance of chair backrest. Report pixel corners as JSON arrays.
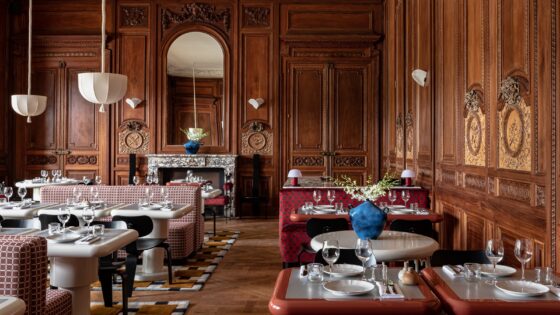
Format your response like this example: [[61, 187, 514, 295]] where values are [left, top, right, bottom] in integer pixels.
[[306, 218, 349, 238], [91, 220, 127, 230], [314, 249, 362, 266], [389, 219, 434, 238], [0, 219, 35, 228], [430, 249, 491, 267], [112, 215, 153, 237], [38, 214, 80, 230]]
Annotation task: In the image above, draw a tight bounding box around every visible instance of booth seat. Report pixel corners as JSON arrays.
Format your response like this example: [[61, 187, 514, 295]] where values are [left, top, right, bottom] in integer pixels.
[[0, 235, 72, 315], [40, 185, 203, 259], [279, 188, 430, 266]]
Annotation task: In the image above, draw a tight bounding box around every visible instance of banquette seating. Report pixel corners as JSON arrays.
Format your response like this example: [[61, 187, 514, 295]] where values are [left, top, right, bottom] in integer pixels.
[[40, 185, 204, 259]]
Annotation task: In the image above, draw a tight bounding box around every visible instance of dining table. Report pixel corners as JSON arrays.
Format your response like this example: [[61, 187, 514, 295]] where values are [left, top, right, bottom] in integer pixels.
[[0, 296, 26, 315], [269, 267, 441, 315], [421, 267, 560, 315], [15, 178, 80, 201], [289, 206, 443, 223], [310, 230, 439, 263], [0, 227, 38, 235], [0, 202, 54, 220], [33, 228, 138, 315], [110, 203, 194, 281], [37, 203, 125, 220]]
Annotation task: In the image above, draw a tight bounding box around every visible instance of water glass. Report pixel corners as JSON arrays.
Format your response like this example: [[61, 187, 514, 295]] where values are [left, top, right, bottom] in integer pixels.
[[335, 202, 344, 214], [371, 264, 384, 282], [378, 201, 387, 209], [534, 267, 542, 283], [545, 267, 555, 285], [514, 238, 533, 281], [388, 190, 397, 206], [17, 187, 27, 201], [95, 175, 102, 185], [322, 240, 340, 272], [92, 224, 105, 236], [306, 263, 324, 283], [48, 222, 61, 235], [82, 207, 95, 234], [355, 238, 373, 280], [327, 190, 336, 205], [41, 170, 48, 182], [3, 187, 13, 203], [304, 201, 314, 212], [138, 198, 147, 207], [401, 190, 410, 207], [411, 202, 419, 211], [464, 263, 481, 282], [485, 239, 504, 285]]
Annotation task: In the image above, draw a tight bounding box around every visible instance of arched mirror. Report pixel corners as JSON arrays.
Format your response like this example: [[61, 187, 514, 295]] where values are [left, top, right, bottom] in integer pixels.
[[165, 31, 226, 147]]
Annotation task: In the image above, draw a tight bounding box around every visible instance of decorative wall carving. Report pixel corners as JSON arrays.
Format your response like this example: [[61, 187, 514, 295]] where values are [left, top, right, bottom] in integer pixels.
[[334, 156, 366, 168], [292, 156, 324, 167], [441, 170, 456, 185], [241, 121, 273, 155], [499, 179, 531, 203], [66, 155, 97, 165], [536, 185, 545, 207], [119, 120, 150, 154], [464, 174, 486, 192], [464, 88, 486, 166], [27, 155, 57, 165], [121, 7, 148, 27], [162, 3, 231, 33], [488, 177, 495, 195], [498, 76, 529, 110], [243, 7, 270, 27], [405, 111, 413, 159], [396, 113, 404, 158]]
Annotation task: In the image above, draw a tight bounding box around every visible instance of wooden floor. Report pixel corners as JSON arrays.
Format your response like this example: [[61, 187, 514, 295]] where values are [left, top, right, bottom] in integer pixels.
[[91, 218, 281, 314]]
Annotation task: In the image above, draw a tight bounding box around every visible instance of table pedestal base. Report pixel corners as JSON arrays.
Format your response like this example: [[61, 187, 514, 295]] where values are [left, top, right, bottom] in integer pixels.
[[134, 220, 174, 282], [50, 256, 98, 315], [134, 265, 173, 281]]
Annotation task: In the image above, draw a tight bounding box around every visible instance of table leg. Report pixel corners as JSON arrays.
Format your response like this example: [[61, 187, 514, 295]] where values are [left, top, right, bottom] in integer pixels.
[[134, 218, 172, 281], [32, 187, 41, 202], [50, 256, 98, 315]]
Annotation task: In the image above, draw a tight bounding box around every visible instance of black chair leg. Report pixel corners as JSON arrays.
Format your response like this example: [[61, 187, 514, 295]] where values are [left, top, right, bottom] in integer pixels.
[[98, 269, 114, 307], [125, 255, 138, 298], [164, 246, 173, 284], [119, 272, 128, 315], [213, 207, 217, 236]]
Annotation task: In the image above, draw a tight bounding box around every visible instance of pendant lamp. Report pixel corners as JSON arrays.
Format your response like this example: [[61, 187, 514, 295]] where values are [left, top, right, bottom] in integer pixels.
[[11, 0, 47, 123], [78, 0, 127, 113]]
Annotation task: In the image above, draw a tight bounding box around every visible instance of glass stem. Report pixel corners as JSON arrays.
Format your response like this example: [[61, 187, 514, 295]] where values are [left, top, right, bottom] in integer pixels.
[[362, 261, 366, 280], [521, 262, 525, 280]]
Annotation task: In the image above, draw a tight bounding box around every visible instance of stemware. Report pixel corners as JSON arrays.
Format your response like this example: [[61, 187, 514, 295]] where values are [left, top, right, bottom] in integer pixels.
[[313, 190, 322, 206], [66, 197, 74, 209], [355, 238, 373, 280], [57, 207, 71, 232], [160, 187, 169, 200], [153, 175, 159, 185], [133, 176, 140, 186], [514, 239, 533, 281], [145, 187, 154, 205], [146, 174, 153, 185], [82, 176, 89, 185], [52, 170, 57, 181], [95, 175, 102, 185], [40, 170, 48, 182], [327, 190, 336, 205], [401, 190, 410, 208], [388, 190, 397, 206], [82, 207, 95, 235], [322, 240, 340, 273], [485, 239, 504, 285], [55, 169, 62, 180], [17, 187, 27, 202], [72, 187, 82, 203], [3, 187, 13, 203], [90, 186, 99, 202]]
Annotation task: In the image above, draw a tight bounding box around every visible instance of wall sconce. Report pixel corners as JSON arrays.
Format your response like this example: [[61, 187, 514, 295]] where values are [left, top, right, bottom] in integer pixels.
[[125, 97, 143, 109], [411, 69, 429, 87], [248, 98, 265, 110]]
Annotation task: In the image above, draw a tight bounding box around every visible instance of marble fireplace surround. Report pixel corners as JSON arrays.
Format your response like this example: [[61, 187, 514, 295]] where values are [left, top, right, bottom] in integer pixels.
[[146, 154, 238, 216]]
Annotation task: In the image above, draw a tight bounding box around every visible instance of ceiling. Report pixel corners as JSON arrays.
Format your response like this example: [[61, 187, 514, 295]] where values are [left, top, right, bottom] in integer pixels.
[[167, 32, 224, 79]]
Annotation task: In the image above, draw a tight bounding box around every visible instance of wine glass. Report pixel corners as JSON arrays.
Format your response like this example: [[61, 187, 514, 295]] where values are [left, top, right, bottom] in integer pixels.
[[72, 187, 82, 203], [95, 175, 102, 185], [388, 190, 397, 206], [3, 187, 13, 203], [401, 190, 410, 208], [90, 186, 99, 202], [161, 187, 169, 200], [145, 187, 154, 205], [40, 170, 48, 182], [55, 169, 62, 180], [485, 239, 504, 285], [66, 197, 74, 209], [355, 238, 373, 280], [153, 175, 159, 185], [82, 207, 95, 235], [52, 170, 57, 181], [327, 190, 336, 205], [17, 187, 27, 202], [313, 190, 322, 206], [146, 174, 153, 185], [82, 176, 89, 185], [57, 207, 71, 232], [514, 239, 533, 281], [322, 240, 340, 274], [133, 176, 140, 186]]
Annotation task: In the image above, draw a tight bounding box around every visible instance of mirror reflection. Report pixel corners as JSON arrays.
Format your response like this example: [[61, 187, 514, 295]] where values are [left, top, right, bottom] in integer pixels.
[[167, 31, 224, 146]]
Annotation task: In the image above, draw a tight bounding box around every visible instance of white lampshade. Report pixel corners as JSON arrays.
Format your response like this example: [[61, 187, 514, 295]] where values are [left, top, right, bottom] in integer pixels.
[[78, 72, 128, 112], [11, 94, 47, 123], [401, 169, 416, 178], [287, 169, 302, 178]]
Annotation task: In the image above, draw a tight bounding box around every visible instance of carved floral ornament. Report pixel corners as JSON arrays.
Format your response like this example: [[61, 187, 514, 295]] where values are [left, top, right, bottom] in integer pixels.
[[119, 120, 150, 154], [162, 3, 231, 33], [241, 121, 272, 156], [463, 88, 484, 117], [498, 76, 529, 111], [243, 7, 270, 27]]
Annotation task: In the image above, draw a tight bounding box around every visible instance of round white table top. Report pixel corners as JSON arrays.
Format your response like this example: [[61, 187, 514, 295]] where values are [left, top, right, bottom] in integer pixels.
[[310, 230, 439, 262], [15, 178, 80, 188]]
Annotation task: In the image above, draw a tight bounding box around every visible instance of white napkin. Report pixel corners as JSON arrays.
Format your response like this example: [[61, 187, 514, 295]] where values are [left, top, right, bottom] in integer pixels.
[[75, 235, 100, 245], [375, 281, 404, 299], [546, 285, 560, 297], [14, 204, 31, 210], [443, 265, 464, 278]]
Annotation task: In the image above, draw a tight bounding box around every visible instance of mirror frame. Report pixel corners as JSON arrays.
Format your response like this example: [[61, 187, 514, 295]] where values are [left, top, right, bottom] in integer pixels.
[[158, 24, 231, 153]]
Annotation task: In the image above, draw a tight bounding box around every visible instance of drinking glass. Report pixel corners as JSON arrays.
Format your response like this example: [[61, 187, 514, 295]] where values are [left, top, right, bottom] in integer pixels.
[[48, 222, 61, 235], [464, 263, 481, 282], [355, 238, 373, 280], [52, 170, 57, 180], [82, 207, 94, 235], [72, 187, 82, 203], [401, 190, 410, 208], [322, 240, 340, 273], [160, 187, 169, 200], [93, 224, 105, 236], [153, 175, 159, 185], [17, 187, 27, 201], [313, 190, 322, 206], [82, 176, 89, 185], [485, 239, 504, 285], [90, 186, 99, 202], [545, 267, 555, 285], [514, 238, 533, 281], [3, 187, 13, 203], [335, 202, 344, 214], [55, 169, 62, 180], [388, 190, 397, 206], [57, 208, 71, 232], [40, 170, 48, 182], [146, 174, 153, 185], [95, 175, 102, 185], [66, 197, 74, 209], [327, 190, 336, 205], [133, 176, 140, 186], [145, 188, 154, 204], [306, 263, 324, 283]]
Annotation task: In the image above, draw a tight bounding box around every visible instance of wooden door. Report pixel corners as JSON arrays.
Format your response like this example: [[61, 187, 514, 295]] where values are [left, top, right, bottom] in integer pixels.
[[329, 61, 374, 184], [286, 61, 329, 176]]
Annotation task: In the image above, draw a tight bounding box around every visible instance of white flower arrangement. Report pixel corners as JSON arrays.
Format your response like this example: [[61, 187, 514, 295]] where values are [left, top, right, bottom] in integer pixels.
[[334, 173, 399, 202], [180, 127, 208, 142]]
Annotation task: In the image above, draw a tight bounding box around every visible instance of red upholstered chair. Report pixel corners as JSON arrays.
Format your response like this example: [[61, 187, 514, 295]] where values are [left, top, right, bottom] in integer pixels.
[[0, 235, 72, 315], [204, 182, 233, 236]]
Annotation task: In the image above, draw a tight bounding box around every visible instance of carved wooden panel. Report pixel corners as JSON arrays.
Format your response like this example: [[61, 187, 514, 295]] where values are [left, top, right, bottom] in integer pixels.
[[396, 113, 404, 158], [464, 173, 487, 192], [241, 34, 271, 124], [242, 6, 270, 28], [241, 122, 272, 156], [498, 179, 531, 203], [119, 35, 148, 123], [120, 6, 148, 28], [464, 89, 486, 166], [28, 67, 58, 150], [161, 3, 231, 34], [465, 213, 486, 250], [67, 66, 99, 150], [66, 155, 97, 165]]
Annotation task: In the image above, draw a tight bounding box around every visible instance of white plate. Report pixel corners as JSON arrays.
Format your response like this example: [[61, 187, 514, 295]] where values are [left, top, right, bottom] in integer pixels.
[[315, 205, 334, 210], [390, 208, 416, 214], [386, 205, 405, 210], [495, 280, 550, 297], [46, 232, 82, 243], [313, 208, 337, 214], [141, 204, 163, 210], [323, 279, 375, 296], [323, 264, 364, 277], [480, 264, 517, 277]]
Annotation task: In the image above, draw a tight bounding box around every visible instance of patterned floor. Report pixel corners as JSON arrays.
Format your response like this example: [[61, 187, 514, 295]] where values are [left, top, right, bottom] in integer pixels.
[[92, 230, 239, 292], [91, 300, 190, 315]]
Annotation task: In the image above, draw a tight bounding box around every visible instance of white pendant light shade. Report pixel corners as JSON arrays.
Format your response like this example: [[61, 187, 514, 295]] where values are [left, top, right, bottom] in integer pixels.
[[78, 72, 127, 110], [11, 94, 47, 123]]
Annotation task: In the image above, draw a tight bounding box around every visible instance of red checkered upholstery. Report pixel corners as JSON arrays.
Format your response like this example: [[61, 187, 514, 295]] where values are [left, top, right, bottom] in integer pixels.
[[40, 185, 203, 258], [204, 195, 229, 206], [0, 235, 72, 315], [279, 188, 430, 264]]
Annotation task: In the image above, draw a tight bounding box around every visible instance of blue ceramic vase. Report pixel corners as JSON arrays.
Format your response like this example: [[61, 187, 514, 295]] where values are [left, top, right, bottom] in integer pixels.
[[349, 200, 387, 240], [184, 140, 201, 154]]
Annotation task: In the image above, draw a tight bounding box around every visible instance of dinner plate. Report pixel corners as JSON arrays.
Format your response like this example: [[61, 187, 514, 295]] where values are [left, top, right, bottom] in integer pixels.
[[323, 264, 364, 277], [315, 205, 334, 210], [389, 208, 416, 214], [46, 232, 82, 243], [386, 205, 405, 210], [323, 279, 375, 296], [141, 204, 163, 210], [495, 280, 550, 297], [313, 208, 337, 214], [480, 264, 517, 277]]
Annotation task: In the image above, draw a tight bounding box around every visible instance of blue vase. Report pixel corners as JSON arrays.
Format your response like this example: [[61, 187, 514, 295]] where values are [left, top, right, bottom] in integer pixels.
[[349, 201, 387, 240], [184, 140, 200, 154]]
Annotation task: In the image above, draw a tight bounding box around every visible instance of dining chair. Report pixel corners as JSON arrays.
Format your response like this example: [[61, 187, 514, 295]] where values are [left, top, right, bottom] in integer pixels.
[[38, 214, 80, 230], [112, 215, 174, 296], [204, 181, 234, 235], [430, 249, 491, 267], [297, 218, 349, 265], [91, 220, 130, 314], [389, 219, 435, 239], [0, 218, 35, 228], [314, 248, 363, 266]]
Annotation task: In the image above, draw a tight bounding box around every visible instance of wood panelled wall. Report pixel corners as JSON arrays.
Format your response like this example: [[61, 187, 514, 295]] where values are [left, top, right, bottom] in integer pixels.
[[0, 1, 9, 184], [385, 0, 560, 271]]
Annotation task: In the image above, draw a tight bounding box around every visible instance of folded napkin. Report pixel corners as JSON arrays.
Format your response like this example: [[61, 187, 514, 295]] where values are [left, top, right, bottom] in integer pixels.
[[75, 235, 100, 245], [546, 285, 560, 297], [375, 281, 404, 299], [443, 265, 464, 278], [14, 204, 31, 210]]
